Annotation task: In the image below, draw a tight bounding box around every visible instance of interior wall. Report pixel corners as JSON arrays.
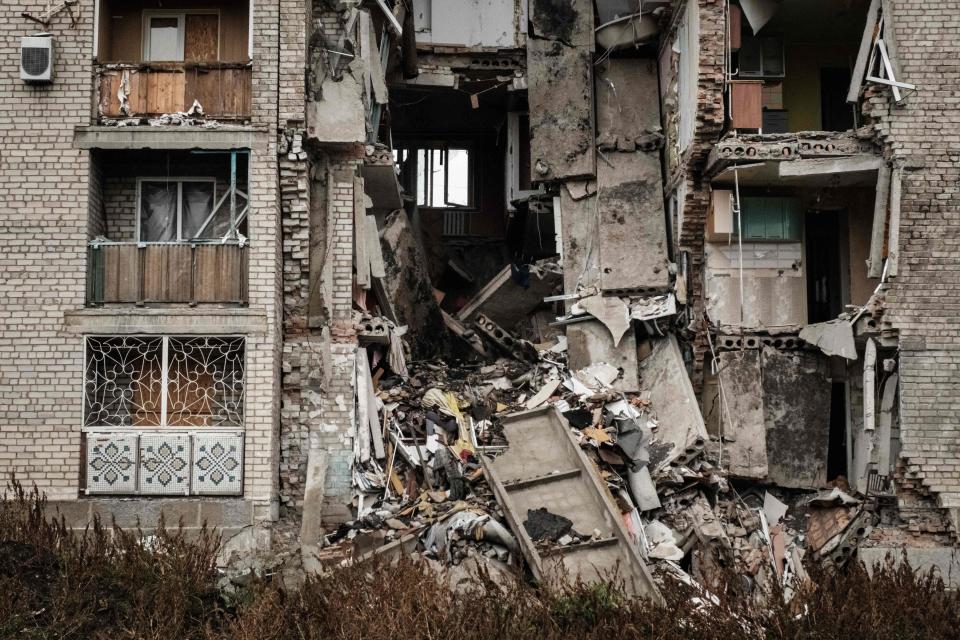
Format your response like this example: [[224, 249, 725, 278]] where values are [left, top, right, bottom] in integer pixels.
[[782, 43, 856, 131], [98, 0, 250, 62]]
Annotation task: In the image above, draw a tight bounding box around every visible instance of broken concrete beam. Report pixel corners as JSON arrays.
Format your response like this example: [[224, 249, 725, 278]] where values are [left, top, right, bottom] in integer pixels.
[[456, 261, 562, 331], [715, 349, 768, 479], [473, 314, 538, 362], [638, 335, 708, 470], [762, 346, 831, 489], [567, 320, 639, 392], [527, 39, 595, 182], [379, 209, 449, 359], [799, 319, 857, 360], [356, 316, 390, 344], [482, 405, 660, 600], [441, 310, 490, 358], [597, 152, 670, 294], [300, 447, 329, 547]]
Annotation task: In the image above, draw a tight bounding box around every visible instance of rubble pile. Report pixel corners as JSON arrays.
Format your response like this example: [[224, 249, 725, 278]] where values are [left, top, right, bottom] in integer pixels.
[[312, 255, 887, 603]]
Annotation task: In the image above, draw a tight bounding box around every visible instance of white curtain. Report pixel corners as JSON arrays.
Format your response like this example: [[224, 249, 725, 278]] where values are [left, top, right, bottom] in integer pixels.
[[140, 182, 177, 242], [181, 182, 215, 239]]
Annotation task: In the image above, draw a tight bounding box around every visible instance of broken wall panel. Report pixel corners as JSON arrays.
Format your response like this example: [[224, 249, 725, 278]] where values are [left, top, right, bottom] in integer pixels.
[[597, 152, 671, 293], [639, 335, 708, 469], [529, 0, 594, 47], [306, 65, 367, 145], [762, 346, 831, 489], [595, 58, 661, 145], [559, 182, 600, 298], [716, 350, 768, 479], [527, 41, 595, 181]]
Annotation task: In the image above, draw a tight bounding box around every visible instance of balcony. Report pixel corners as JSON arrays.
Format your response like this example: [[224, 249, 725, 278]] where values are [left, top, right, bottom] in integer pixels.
[[88, 149, 250, 306], [96, 63, 252, 122], [94, 0, 251, 124], [87, 241, 248, 306]]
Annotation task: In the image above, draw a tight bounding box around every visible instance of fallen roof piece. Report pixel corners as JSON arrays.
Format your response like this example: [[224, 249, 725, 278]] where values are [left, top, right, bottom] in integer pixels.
[[482, 405, 661, 600]]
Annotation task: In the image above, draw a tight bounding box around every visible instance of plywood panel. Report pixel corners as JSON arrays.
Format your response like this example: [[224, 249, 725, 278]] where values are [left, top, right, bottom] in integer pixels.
[[731, 80, 763, 130], [185, 14, 219, 62]]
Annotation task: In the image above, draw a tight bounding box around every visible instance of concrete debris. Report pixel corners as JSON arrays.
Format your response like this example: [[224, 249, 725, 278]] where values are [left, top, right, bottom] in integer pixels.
[[575, 294, 631, 347], [799, 319, 857, 360]]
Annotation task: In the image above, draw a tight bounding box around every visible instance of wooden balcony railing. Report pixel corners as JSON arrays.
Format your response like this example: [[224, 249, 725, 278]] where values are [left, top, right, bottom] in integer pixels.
[[87, 242, 248, 306], [96, 63, 252, 122]]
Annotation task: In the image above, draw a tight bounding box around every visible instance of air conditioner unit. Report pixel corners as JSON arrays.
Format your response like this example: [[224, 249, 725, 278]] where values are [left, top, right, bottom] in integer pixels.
[[21, 33, 54, 83]]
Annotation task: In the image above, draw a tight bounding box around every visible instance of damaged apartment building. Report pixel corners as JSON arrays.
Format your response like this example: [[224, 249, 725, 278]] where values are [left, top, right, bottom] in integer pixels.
[[2, 0, 960, 594]]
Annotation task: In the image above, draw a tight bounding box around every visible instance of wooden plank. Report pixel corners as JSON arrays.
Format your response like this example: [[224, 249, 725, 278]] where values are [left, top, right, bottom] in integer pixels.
[[730, 80, 763, 130], [102, 245, 139, 303], [194, 244, 245, 302], [185, 14, 219, 62], [99, 71, 120, 117], [729, 3, 742, 51], [142, 245, 192, 302]]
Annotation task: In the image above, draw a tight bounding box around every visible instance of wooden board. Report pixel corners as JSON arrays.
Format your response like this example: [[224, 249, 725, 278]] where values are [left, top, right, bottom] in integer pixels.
[[143, 245, 192, 303], [730, 80, 763, 130], [98, 66, 251, 119], [193, 244, 247, 303], [101, 245, 140, 303], [185, 14, 219, 63]]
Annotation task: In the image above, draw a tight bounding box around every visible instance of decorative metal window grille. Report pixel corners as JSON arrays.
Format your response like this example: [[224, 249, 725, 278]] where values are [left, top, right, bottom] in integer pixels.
[[84, 336, 245, 427]]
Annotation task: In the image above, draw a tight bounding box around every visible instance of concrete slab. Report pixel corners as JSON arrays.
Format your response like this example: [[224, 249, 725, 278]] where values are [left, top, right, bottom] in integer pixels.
[[859, 546, 960, 588], [560, 183, 600, 299], [527, 39, 595, 182], [716, 349, 768, 479], [456, 261, 562, 331], [567, 320, 639, 392], [762, 346, 831, 489], [800, 319, 857, 360], [595, 58, 660, 144], [597, 152, 670, 293], [638, 335, 708, 470], [74, 126, 268, 150]]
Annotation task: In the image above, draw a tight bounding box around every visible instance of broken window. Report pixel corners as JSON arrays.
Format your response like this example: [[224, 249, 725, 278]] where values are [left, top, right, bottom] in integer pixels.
[[137, 178, 215, 242], [84, 336, 245, 427], [143, 12, 220, 62], [410, 147, 473, 208]]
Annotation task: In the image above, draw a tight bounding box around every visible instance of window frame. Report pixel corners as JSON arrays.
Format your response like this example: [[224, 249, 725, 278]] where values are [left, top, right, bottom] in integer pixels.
[[136, 177, 217, 243], [395, 141, 478, 210], [141, 10, 222, 63], [82, 334, 247, 431]]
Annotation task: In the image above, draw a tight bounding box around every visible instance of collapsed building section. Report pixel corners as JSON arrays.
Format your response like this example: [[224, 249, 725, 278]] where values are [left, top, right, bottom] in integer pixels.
[[3, 0, 959, 602]]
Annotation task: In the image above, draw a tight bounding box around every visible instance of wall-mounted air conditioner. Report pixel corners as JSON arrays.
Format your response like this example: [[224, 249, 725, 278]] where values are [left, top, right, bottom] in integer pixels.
[[21, 33, 54, 83]]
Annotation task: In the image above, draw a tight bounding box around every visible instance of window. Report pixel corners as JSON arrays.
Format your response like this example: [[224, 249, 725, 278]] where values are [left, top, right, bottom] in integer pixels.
[[145, 14, 184, 61], [138, 178, 216, 242], [143, 12, 219, 62], [736, 197, 802, 241], [83, 336, 245, 496], [396, 145, 474, 208], [738, 36, 784, 78], [84, 335, 245, 428]]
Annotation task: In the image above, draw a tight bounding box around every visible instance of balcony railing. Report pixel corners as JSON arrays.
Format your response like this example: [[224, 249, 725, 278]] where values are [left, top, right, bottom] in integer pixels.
[[95, 62, 253, 122], [87, 242, 248, 306]]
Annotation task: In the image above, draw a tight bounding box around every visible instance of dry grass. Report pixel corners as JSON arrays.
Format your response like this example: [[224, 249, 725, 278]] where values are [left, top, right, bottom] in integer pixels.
[[2, 478, 959, 640]]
